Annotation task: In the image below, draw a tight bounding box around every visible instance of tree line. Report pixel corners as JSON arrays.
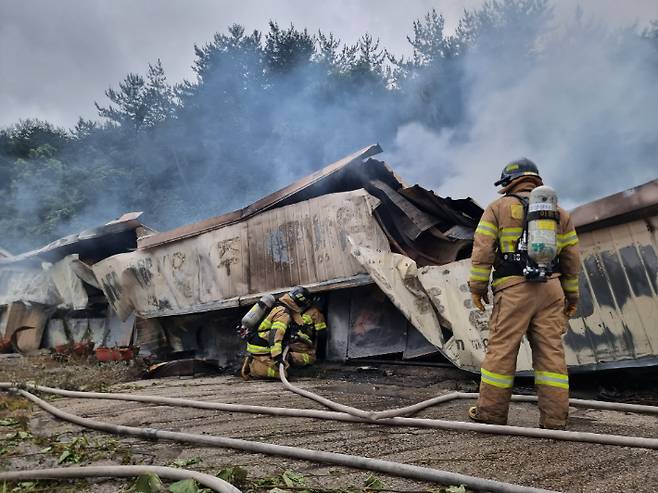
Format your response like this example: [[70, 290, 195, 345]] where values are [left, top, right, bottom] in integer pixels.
[[1, 0, 657, 253]]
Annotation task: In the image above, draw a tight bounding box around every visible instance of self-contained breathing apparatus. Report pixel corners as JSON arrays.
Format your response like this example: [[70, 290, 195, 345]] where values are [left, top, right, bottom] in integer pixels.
[[493, 185, 561, 282], [237, 287, 316, 344]]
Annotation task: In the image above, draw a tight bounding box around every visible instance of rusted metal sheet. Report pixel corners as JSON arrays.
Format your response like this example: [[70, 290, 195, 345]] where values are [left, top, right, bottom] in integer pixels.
[[138, 145, 384, 249], [93, 190, 388, 320]]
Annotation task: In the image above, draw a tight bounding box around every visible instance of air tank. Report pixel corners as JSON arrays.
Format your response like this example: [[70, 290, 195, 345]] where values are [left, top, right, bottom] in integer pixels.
[[241, 294, 276, 330], [527, 185, 559, 268]]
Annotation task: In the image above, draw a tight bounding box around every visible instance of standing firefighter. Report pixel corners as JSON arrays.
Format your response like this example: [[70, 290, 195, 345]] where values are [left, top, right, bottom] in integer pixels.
[[468, 158, 581, 429], [241, 286, 327, 379]]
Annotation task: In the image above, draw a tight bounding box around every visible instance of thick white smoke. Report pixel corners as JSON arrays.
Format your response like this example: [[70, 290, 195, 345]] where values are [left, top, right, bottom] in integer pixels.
[[388, 12, 658, 209]]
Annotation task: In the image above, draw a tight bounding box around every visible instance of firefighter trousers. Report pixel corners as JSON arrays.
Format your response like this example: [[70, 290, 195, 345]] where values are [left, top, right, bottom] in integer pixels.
[[241, 354, 287, 380], [477, 277, 569, 429], [288, 341, 317, 367]]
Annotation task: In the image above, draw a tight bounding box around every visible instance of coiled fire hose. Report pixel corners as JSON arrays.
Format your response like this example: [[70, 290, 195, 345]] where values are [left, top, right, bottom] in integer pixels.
[[0, 465, 239, 493], [0, 386, 556, 493]]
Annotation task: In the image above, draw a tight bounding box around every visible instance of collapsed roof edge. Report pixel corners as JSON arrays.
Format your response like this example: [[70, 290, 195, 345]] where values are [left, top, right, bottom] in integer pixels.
[[137, 144, 383, 250], [0, 212, 148, 266]]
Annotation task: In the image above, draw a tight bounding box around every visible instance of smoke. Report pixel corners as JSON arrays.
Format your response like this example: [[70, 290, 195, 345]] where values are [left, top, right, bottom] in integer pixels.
[[388, 8, 658, 208], [1, 1, 657, 253]]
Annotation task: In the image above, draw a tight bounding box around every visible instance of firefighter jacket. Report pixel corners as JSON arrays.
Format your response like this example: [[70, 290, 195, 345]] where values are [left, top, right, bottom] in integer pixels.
[[245, 293, 327, 359], [468, 178, 581, 304]]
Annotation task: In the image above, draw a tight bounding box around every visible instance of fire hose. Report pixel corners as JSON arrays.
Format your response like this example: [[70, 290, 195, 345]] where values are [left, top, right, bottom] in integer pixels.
[[0, 465, 239, 493], [3, 381, 657, 450], [0, 386, 556, 493]]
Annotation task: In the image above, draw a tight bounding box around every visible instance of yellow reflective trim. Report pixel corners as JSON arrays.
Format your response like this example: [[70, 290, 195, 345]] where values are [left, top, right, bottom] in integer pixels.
[[476, 229, 497, 238], [535, 220, 557, 230], [315, 322, 327, 330], [302, 353, 311, 364], [535, 370, 569, 380], [471, 266, 491, 273], [297, 332, 312, 343], [506, 164, 519, 171], [500, 227, 523, 234], [558, 238, 579, 248], [481, 368, 514, 389], [258, 319, 272, 329], [266, 367, 278, 378], [535, 370, 569, 389], [469, 273, 490, 282], [499, 241, 516, 253], [246, 343, 269, 354], [271, 321, 287, 330], [491, 275, 521, 287], [481, 368, 514, 382], [479, 220, 498, 230], [476, 221, 498, 238], [302, 314, 313, 324], [561, 278, 579, 292]]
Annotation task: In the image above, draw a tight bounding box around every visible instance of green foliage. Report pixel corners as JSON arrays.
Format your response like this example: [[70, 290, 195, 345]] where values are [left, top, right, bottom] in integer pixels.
[[171, 457, 202, 468], [168, 479, 206, 493], [216, 466, 248, 486], [131, 473, 165, 493], [1, 1, 657, 253], [363, 474, 385, 490]]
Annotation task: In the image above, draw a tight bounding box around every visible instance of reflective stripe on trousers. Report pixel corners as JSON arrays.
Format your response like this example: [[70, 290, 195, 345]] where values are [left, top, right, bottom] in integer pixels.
[[535, 370, 569, 389], [480, 368, 514, 389]]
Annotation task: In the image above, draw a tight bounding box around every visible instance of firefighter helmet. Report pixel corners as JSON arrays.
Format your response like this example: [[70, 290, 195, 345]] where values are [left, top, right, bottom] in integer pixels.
[[494, 158, 541, 187], [289, 286, 312, 309]]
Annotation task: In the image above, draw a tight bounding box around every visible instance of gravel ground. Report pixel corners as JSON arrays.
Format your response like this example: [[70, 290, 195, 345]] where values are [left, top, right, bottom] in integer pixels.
[[1, 360, 657, 492]]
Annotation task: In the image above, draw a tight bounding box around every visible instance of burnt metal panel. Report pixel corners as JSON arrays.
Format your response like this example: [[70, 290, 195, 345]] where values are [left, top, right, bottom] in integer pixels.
[[403, 324, 440, 359], [572, 179, 658, 232], [326, 290, 351, 361], [94, 190, 387, 319], [346, 286, 408, 359]]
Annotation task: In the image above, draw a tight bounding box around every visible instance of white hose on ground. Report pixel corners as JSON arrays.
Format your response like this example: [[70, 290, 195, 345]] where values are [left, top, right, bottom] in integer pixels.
[[279, 363, 658, 423], [371, 392, 658, 419], [1, 382, 657, 449], [0, 465, 240, 493], [7, 387, 557, 493]]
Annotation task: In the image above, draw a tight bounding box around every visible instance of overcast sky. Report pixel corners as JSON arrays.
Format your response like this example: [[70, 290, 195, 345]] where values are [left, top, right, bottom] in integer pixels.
[[1, 0, 657, 129]]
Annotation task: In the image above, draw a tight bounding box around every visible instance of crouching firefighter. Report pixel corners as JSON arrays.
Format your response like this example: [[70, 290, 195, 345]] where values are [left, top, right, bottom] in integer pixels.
[[239, 286, 327, 379], [468, 158, 581, 430]]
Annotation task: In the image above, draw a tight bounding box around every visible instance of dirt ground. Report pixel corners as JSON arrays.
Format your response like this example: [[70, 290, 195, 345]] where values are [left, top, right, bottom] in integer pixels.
[[1, 356, 657, 493]]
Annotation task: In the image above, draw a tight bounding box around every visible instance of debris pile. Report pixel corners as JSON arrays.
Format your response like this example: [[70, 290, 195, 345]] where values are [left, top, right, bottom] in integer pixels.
[[1, 146, 656, 375]]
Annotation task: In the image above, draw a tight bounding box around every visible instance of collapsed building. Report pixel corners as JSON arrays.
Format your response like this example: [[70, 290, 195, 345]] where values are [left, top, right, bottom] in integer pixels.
[[1, 145, 657, 374]]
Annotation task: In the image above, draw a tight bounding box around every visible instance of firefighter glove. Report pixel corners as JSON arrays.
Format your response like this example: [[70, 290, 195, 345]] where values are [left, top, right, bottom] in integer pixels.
[[564, 302, 577, 318], [471, 292, 489, 312]]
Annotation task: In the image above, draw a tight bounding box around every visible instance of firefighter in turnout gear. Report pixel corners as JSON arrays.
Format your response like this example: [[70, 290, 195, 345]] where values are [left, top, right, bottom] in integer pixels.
[[242, 286, 327, 379], [468, 158, 581, 429]]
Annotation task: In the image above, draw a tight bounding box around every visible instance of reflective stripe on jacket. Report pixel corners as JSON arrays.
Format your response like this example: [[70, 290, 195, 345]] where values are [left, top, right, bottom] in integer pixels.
[[468, 178, 582, 302]]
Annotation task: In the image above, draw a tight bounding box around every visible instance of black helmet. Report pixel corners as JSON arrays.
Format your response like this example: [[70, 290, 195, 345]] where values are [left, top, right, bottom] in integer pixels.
[[289, 286, 312, 309], [494, 158, 541, 187]]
